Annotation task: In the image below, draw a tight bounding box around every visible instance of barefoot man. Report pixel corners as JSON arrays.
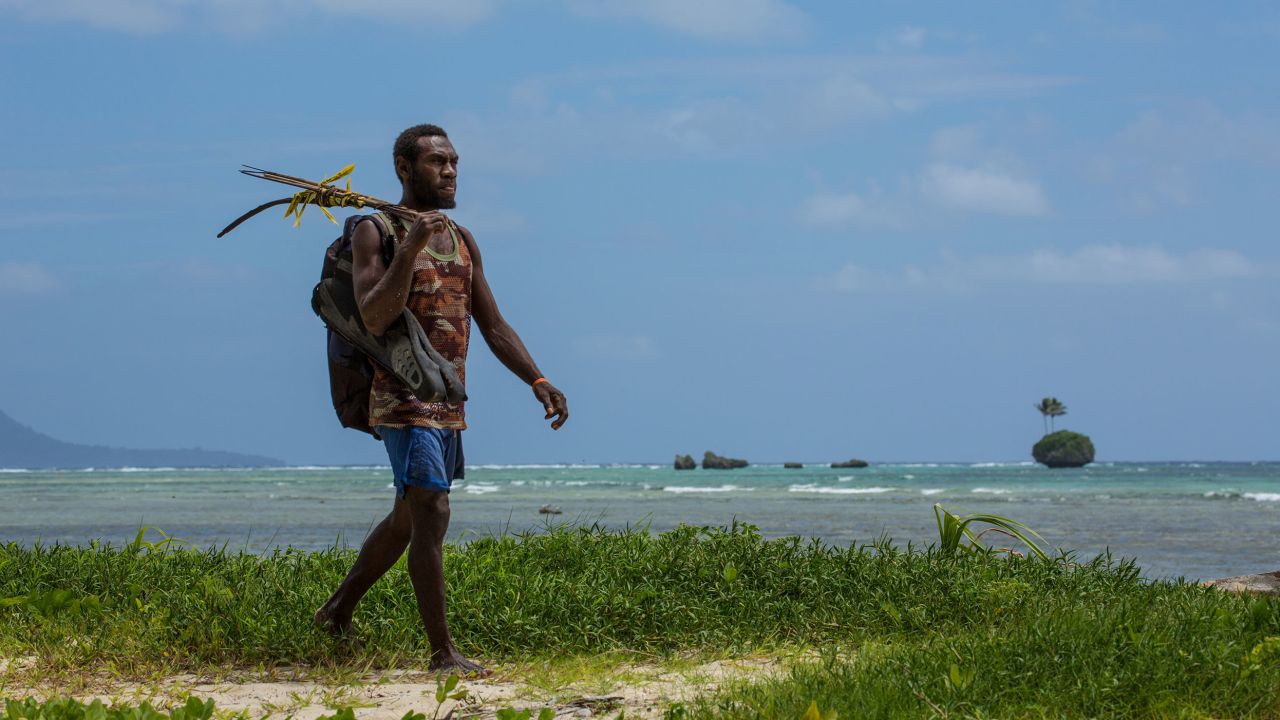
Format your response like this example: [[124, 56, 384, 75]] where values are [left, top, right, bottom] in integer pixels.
[[315, 124, 568, 674]]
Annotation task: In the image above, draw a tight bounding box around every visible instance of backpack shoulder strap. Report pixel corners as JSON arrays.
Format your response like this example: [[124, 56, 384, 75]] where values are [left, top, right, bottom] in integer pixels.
[[367, 212, 399, 266]]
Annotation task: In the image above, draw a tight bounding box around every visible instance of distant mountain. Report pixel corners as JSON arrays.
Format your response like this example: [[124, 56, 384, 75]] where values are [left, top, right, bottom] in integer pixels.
[[0, 410, 284, 469]]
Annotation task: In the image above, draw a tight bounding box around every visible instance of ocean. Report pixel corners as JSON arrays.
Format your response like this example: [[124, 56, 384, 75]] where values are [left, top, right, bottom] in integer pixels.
[[1, 462, 1277, 581]]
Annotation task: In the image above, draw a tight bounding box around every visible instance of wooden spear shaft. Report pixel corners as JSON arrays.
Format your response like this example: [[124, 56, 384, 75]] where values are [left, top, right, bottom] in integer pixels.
[[217, 165, 417, 238]]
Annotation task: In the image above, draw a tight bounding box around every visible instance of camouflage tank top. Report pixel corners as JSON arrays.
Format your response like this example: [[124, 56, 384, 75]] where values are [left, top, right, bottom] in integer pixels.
[[369, 215, 472, 430]]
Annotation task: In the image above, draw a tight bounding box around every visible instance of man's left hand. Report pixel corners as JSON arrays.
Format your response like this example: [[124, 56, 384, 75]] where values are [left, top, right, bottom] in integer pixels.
[[533, 382, 569, 430]]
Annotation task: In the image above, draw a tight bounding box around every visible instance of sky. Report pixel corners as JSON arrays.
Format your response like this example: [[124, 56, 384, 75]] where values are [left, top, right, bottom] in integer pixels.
[[1, 1, 1278, 465]]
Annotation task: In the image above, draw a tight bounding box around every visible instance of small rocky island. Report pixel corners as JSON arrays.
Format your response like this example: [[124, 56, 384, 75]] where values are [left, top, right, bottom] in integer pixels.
[[674, 454, 696, 470], [702, 451, 748, 469], [783, 462, 803, 469], [1033, 430, 1095, 468], [1032, 397, 1094, 468], [831, 459, 869, 469]]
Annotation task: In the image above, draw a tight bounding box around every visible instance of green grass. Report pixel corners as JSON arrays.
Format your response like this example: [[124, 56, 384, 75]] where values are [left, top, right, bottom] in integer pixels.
[[1, 697, 559, 720], [3, 697, 224, 720], [672, 570, 1280, 717], [2, 523, 1278, 717], [1, 697, 434, 720]]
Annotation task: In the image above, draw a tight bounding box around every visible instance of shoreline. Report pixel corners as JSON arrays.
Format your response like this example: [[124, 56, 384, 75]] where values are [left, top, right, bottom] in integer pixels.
[[4, 460, 1280, 472], [4, 463, 1280, 580]]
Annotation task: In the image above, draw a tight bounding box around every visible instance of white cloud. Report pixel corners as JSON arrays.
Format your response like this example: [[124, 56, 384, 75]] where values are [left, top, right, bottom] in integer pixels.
[[809, 74, 895, 120], [799, 190, 901, 229], [659, 98, 751, 154], [12, 0, 801, 39], [0, 0, 496, 34], [894, 26, 927, 49], [1118, 105, 1280, 166], [929, 125, 984, 161], [878, 25, 972, 51], [802, 192, 866, 228], [0, 0, 178, 33], [465, 55, 1070, 165], [921, 163, 1050, 216], [967, 246, 1258, 285], [304, 0, 495, 28], [826, 245, 1265, 292], [0, 262, 58, 296], [570, 0, 808, 43], [1085, 102, 1280, 212], [831, 263, 877, 292], [801, 127, 1047, 229]]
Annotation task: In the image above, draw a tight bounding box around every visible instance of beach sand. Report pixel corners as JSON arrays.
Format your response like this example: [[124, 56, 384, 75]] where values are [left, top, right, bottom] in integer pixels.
[[2, 655, 786, 719]]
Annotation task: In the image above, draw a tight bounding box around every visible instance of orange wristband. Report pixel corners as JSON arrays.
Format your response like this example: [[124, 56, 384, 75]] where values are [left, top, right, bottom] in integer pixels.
[[532, 377, 549, 387]]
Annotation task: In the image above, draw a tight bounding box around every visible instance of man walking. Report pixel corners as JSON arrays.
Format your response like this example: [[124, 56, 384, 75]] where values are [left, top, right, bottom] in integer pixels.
[[315, 124, 568, 675]]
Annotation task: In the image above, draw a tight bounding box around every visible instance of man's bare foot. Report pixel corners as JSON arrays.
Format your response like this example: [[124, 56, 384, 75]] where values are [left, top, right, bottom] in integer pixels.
[[313, 606, 354, 638], [430, 648, 491, 677]]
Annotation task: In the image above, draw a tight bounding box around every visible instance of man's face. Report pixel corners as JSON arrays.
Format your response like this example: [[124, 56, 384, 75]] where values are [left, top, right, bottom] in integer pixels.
[[402, 135, 458, 209]]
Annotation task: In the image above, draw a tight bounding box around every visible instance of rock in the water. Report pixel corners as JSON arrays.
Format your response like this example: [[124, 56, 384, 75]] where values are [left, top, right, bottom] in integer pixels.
[[674, 454, 696, 470], [703, 450, 748, 469], [1203, 570, 1280, 595], [831, 459, 869, 469], [538, 504, 562, 515], [783, 462, 804, 469], [1032, 430, 1095, 468]]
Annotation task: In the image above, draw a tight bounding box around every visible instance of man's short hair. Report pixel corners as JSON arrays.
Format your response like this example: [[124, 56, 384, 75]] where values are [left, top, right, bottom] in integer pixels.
[[393, 124, 449, 168]]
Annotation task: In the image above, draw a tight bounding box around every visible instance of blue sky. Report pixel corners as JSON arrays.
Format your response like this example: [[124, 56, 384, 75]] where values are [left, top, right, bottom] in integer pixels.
[[1, 1, 1277, 464]]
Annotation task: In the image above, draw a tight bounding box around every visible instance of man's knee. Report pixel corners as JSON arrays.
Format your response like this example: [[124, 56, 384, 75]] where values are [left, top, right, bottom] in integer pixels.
[[403, 488, 450, 546], [404, 486, 451, 520], [387, 503, 414, 537]]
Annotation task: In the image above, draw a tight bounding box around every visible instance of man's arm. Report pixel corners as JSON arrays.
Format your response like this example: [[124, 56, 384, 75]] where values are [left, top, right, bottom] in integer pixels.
[[352, 212, 447, 336], [459, 225, 569, 430]]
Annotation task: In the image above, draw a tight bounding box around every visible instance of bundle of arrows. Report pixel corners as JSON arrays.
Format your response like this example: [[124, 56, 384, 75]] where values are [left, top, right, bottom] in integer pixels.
[[218, 164, 415, 238]]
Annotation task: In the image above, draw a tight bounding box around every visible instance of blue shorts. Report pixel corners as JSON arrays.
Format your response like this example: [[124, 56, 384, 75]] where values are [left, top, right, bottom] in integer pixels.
[[378, 426, 465, 498]]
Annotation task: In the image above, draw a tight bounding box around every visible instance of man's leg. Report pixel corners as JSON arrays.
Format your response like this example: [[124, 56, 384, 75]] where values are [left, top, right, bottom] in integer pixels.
[[403, 485, 488, 675], [315, 500, 412, 635]]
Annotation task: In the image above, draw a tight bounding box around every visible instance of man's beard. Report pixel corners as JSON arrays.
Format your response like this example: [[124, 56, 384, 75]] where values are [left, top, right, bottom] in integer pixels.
[[408, 167, 457, 209]]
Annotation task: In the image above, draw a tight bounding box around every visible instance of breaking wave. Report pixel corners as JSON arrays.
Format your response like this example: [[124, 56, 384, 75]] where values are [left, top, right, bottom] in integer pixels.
[[789, 484, 894, 495], [1244, 492, 1280, 502]]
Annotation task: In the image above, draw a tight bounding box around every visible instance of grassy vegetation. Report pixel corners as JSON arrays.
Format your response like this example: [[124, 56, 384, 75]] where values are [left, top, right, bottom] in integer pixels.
[[1, 697, 560, 720], [3, 697, 222, 720], [2, 523, 1278, 717], [676, 587, 1280, 718]]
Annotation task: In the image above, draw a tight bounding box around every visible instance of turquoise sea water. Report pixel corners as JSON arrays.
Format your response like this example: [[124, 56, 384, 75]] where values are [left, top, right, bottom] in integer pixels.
[[1, 462, 1277, 581]]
